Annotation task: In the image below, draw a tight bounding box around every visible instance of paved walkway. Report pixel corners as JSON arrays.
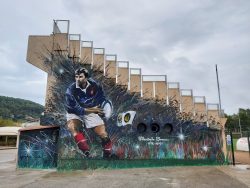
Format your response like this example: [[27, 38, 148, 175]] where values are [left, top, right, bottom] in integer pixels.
[[0, 149, 250, 188], [0, 148, 16, 163]]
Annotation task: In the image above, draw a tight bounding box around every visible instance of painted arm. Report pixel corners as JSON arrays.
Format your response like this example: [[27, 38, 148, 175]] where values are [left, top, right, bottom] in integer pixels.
[[65, 89, 85, 115], [65, 89, 103, 115], [96, 83, 106, 106]]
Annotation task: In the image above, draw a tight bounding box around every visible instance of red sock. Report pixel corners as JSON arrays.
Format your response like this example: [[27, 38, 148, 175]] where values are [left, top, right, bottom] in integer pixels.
[[74, 133, 89, 152], [102, 137, 112, 155], [104, 141, 112, 152]]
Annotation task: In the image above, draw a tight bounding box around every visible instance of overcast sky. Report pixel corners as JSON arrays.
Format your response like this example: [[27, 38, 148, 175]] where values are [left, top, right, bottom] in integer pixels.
[[0, 0, 249, 115]]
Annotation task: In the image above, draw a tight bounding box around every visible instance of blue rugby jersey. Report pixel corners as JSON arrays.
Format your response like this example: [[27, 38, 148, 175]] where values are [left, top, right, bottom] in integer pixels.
[[65, 78, 106, 115]]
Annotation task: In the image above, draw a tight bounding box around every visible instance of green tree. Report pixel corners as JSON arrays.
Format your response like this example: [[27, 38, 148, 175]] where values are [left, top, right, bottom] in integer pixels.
[[0, 96, 44, 124], [225, 108, 250, 132]]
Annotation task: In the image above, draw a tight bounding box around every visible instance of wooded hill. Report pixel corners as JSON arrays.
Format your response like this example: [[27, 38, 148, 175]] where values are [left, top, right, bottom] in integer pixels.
[[0, 96, 44, 126]]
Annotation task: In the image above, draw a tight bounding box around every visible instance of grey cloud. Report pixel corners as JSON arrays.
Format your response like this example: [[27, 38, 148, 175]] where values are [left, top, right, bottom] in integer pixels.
[[0, 0, 249, 114]]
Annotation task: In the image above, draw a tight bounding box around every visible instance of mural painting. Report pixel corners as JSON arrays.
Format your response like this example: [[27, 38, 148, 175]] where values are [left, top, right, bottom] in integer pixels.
[[20, 20, 226, 169], [32, 52, 225, 170], [18, 126, 59, 169]]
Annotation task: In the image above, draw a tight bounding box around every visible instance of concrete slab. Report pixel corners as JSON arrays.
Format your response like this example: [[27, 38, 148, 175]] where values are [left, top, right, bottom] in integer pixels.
[[1, 149, 250, 188], [217, 165, 250, 187], [0, 148, 17, 163]]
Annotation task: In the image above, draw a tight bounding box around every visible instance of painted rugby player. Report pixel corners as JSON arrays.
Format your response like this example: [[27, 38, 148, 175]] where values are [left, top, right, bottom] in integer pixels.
[[65, 67, 113, 158]]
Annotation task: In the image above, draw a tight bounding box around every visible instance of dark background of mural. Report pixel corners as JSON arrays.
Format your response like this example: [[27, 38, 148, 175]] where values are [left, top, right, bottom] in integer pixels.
[[18, 126, 59, 169], [31, 51, 225, 169]]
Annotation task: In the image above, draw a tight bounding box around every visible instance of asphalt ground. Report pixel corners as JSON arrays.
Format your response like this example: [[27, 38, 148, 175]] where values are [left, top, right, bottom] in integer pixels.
[[0, 149, 250, 188]]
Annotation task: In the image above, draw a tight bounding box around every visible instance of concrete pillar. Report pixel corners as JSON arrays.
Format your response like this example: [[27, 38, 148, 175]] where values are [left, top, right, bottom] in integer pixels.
[[180, 89, 194, 114], [193, 96, 207, 123], [69, 34, 81, 59], [155, 76, 167, 101], [220, 117, 227, 158], [81, 41, 93, 65], [26, 35, 53, 72], [167, 82, 180, 109], [93, 48, 105, 73], [141, 75, 167, 101], [105, 55, 117, 78], [142, 76, 154, 99], [52, 33, 69, 52], [207, 104, 220, 129], [117, 61, 129, 87], [130, 68, 142, 94]]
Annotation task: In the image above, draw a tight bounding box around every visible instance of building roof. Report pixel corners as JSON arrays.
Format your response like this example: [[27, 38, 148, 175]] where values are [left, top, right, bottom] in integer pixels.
[[0, 127, 21, 136]]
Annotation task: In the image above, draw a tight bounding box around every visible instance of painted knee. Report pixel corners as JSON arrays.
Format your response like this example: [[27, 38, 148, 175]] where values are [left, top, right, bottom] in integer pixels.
[[67, 119, 82, 136], [94, 125, 108, 138]]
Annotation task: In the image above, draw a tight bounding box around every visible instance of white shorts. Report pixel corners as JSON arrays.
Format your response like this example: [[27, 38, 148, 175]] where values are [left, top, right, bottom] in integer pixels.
[[66, 113, 104, 129]]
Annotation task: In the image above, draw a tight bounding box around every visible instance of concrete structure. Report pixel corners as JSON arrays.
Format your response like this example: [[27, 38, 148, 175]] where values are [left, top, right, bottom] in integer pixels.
[[1, 152, 250, 188], [81, 41, 93, 65], [93, 48, 105, 73], [26, 20, 228, 158], [167, 82, 181, 107], [69, 34, 81, 59], [105, 55, 117, 78], [129, 68, 142, 94], [0, 127, 21, 136], [0, 127, 21, 147], [180, 89, 194, 114], [26, 20, 226, 128], [193, 96, 207, 122], [142, 75, 167, 101], [207, 103, 221, 128], [117, 61, 129, 87]]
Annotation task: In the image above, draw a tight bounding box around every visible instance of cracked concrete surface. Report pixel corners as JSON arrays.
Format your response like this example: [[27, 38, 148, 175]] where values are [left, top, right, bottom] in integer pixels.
[[1, 149, 250, 188]]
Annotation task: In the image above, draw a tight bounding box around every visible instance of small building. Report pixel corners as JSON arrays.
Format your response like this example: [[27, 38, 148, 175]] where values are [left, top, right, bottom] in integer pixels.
[[0, 127, 22, 147]]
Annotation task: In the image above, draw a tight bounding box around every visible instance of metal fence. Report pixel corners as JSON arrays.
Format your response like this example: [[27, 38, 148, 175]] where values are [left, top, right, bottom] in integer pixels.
[[226, 130, 250, 165]]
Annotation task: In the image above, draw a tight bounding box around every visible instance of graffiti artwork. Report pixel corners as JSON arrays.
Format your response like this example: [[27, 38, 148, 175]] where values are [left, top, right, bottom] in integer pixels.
[[17, 126, 59, 169], [32, 53, 225, 169], [22, 20, 226, 169]]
